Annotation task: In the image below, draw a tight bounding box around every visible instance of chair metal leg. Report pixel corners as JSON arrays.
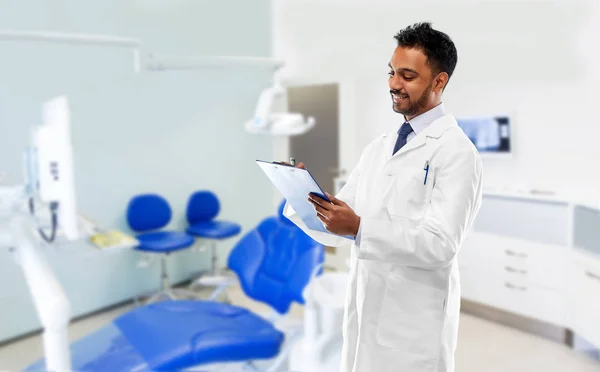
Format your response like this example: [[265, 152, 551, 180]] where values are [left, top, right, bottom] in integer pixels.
[[211, 241, 217, 275], [161, 254, 170, 291], [138, 254, 180, 304]]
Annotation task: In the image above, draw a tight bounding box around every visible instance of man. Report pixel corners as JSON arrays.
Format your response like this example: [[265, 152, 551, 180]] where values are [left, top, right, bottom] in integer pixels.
[[284, 22, 483, 372]]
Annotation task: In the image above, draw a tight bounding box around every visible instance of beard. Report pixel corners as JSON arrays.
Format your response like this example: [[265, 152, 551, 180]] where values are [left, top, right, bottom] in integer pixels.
[[392, 80, 434, 117]]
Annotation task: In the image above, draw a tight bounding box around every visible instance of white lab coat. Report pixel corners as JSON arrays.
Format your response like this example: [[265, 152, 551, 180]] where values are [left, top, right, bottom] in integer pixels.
[[284, 114, 483, 372]]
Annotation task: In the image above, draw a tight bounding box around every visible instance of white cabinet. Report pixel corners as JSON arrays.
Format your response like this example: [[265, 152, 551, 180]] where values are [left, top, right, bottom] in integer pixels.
[[569, 251, 600, 348], [459, 194, 600, 351], [459, 231, 567, 327]]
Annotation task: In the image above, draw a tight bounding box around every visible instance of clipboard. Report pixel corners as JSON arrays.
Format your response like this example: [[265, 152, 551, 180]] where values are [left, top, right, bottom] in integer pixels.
[[256, 160, 354, 240]]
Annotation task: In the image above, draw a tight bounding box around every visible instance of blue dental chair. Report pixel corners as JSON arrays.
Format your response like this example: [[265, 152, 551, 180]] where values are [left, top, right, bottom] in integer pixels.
[[25, 201, 324, 371], [127, 193, 196, 302]]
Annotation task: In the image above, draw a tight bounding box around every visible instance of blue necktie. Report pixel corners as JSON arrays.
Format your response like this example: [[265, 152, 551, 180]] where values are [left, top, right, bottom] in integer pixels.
[[393, 122, 414, 155]]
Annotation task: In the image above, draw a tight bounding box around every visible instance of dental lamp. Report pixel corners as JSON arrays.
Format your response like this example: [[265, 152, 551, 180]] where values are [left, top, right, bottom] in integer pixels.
[[244, 80, 316, 136], [0, 96, 81, 372], [0, 29, 313, 136]]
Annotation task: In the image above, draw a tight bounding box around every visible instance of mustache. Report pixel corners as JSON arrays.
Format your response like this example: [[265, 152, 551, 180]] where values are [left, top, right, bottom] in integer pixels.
[[390, 90, 408, 96]]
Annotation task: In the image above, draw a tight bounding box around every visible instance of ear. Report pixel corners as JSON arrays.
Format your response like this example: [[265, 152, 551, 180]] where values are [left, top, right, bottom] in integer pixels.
[[434, 72, 449, 93]]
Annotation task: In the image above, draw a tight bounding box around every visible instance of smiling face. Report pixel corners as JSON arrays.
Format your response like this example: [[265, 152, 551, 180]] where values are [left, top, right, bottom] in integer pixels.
[[388, 46, 448, 121]]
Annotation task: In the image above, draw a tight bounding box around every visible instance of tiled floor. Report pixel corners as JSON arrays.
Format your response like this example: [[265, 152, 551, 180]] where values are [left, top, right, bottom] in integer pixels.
[[1, 287, 599, 372]]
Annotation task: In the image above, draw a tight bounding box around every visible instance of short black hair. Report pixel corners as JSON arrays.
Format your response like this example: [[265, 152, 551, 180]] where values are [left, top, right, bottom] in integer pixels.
[[394, 22, 458, 82]]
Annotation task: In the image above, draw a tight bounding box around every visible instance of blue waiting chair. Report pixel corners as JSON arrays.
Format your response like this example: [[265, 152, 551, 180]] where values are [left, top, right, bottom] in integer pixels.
[[185, 190, 242, 296], [127, 193, 196, 302], [25, 201, 324, 371]]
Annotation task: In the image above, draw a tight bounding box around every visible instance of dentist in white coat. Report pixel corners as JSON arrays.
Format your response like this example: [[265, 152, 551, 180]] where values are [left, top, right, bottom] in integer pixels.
[[284, 22, 483, 372]]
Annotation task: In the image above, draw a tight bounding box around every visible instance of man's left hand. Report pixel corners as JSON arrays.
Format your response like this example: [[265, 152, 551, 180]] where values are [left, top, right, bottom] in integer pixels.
[[308, 192, 360, 236]]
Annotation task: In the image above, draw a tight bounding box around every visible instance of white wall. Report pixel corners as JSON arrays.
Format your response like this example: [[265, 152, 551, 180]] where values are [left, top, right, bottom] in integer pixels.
[[0, 0, 275, 343], [273, 0, 600, 200]]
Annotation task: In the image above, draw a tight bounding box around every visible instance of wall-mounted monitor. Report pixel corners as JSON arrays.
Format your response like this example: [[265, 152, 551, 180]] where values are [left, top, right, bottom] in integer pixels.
[[456, 115, 511, 154]]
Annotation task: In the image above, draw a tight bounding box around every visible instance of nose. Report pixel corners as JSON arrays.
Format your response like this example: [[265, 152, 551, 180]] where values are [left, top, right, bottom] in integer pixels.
[[389, 74, 403, 91]]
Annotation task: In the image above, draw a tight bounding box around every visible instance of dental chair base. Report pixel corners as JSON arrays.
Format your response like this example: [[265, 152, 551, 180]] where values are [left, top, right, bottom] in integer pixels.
[[289, 271, 349, 372], [289, 337, 343, 372]]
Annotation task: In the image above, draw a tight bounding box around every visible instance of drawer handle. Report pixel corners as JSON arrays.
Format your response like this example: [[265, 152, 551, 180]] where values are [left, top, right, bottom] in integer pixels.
[[586, 271, 600, 281], [505, 266, 528, 275], [505, 249, 528, 258], [505, 282, 527, 291]]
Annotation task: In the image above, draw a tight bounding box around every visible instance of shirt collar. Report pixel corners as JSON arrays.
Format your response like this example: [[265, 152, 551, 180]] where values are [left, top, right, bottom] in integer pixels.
[[405, 102, 446, 134]]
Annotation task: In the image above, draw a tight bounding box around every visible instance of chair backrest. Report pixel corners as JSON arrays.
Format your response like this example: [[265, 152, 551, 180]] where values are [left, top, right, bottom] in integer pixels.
[[127, 194, 172, 233], [227, 200, 324, 314], [186, 190, 220, 225]]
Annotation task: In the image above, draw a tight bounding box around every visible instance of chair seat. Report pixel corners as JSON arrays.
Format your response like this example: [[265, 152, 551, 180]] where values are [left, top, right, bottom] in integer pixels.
[[187, 220, 242, 239], [25, 301, 285, 371], [135, 231, 195, 253], [117, 300, 284, 370], [24, 323, 149, 372]]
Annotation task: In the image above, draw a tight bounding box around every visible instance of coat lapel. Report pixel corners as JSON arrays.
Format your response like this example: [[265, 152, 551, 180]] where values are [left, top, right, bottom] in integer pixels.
[[390, 114, 457, 159]]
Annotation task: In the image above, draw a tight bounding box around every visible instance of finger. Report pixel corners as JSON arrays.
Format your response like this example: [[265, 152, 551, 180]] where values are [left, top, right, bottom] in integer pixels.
[[309, 193, 333, 210], [325, 192, 346, 207], [316, 212, 328, 223], [316, 214, 333, 232], [309, 197, 331, 218], [296, 162, 306, 169]]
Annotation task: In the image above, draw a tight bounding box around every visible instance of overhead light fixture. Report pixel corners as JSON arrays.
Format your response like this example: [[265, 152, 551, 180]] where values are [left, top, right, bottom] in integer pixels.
[[244, 80, 316, 136], [0, 29, 316, 136]]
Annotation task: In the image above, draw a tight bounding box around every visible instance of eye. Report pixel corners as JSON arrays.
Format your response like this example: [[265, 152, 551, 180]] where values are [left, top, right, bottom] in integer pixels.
[[388, 71, 394, 77], [403, 75, 415, 81]]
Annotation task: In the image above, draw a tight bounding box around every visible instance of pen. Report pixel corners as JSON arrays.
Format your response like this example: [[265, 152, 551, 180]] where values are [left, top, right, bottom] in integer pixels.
[[424, 160, 429, 185]]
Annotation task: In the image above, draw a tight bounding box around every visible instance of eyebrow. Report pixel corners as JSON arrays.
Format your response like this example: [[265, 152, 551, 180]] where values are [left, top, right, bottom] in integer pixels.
[[388, 63, 419, 75]]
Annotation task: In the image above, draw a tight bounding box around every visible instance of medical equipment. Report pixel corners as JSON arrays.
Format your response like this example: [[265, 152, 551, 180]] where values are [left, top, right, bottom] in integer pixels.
[[0, 30, 281, 75], [290, 271, 348, 372], [25, 200, 335, 371], [245, 80, 316, 136], [1, 29, 310, 137], [0, 96, 81, 372], [456, 115, 512, 155], [0, 29, 142, 73]]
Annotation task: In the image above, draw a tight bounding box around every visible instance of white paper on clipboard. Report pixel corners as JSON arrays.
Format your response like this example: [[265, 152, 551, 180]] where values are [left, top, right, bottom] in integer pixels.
[[256, 160, 354, 240]]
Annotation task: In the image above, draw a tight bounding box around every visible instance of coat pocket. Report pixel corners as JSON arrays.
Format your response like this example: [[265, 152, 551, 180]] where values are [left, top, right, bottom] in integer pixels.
[[375, 271, 446, 357], [385, 166, 434, 220]]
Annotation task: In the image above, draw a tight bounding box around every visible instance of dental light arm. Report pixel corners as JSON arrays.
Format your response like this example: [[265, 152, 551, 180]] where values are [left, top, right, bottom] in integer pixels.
[[0, 96, 80, 372]]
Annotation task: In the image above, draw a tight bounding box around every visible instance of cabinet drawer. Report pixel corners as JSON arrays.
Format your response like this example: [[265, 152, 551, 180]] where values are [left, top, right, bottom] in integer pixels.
[[460, 267, 566, 327], [496, 280, 566, 327], [570, 252, 600, 348], [501, 240, 567, 290], [459, 232, 566, 290]]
